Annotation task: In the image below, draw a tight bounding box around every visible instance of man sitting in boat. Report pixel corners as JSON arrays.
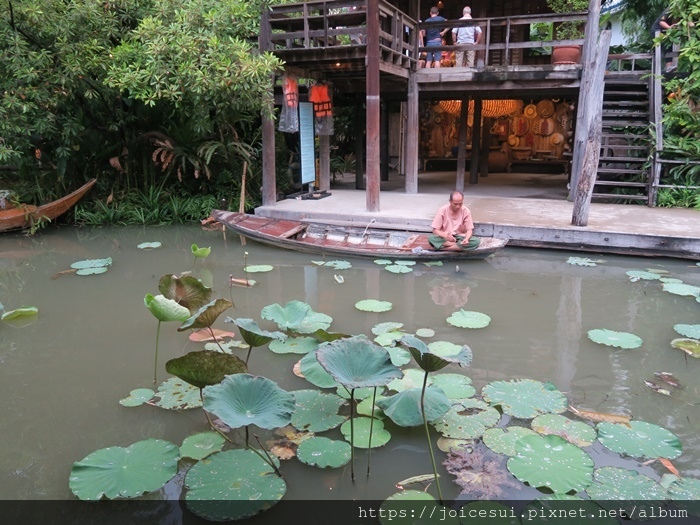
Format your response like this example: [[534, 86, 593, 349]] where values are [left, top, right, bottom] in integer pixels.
[[429, 191, 480, 251]]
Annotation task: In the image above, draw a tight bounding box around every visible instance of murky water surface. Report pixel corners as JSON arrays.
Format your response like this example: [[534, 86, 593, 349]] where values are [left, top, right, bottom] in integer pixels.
[[1, 225, 698, 506]]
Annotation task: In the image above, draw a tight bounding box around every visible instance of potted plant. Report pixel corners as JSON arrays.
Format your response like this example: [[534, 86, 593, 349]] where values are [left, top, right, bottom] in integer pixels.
[[546, 0, 588, 64]]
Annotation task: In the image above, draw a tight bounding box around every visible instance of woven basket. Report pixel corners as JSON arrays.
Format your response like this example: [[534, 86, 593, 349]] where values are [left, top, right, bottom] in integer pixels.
[[536, 100, 555, 118]]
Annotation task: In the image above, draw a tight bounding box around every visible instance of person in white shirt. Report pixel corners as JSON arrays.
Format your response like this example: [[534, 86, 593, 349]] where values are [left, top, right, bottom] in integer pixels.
[[452, 6, 482, 67]]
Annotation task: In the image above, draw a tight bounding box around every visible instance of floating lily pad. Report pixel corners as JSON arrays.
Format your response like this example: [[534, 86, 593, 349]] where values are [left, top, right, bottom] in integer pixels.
[[385, 264, 413, 274], [587, 328, 643, 349], [374, 259, 393, 265], [1, 306, 38, 321], [372, 322, 405, 335], [667, 476, 700, 502], [482, 379, 568, 419], [70, 257, 112, 270], [597, 420, 682, 459], [355, 299, 393, 312], [165, 350, 247, 389], [626, 270, 661, 282], [396, 260, 416, 266], [269, 336, 319, 355], [185, 449, 285, 521], [298, 351, 339, 389], [378, 387, 452, 427], [204, 339, 249, 353], [423, 261, 443, 267], [324, 260, 352, 270], [673, 324, 700, 339], [244, 264, 274, 273], [356, 394, 387, 418], [69, 439, 179, 500], [428, 341, 463, 357], [180, 432, 226, 461], [671, 338, 700, 358], [137, 241, 162, 249], [507, 434, 593, 493], [388, 368, 428, 392], [436, 437, 473, 453], [153, 377, 202, 410], [663, 282, 700, 297], [291, 389, 346, 432], [415, 328, 435, 338], [432, 398, 501, 439], [340, 417, 391, 448], [203, 374, 295, 430], [119, 388, 155, 407], [587, 466, 667, 503], [386, 346, 411, 367], [374, 331, 404, 346], [76, 266, 109, 276], [532, 413, 597, 447], [261, 300, 333, 334], [446, 310, 491, 329], [296, 437, 351, 468], [483, 427, 538, 456], [430, 373, 476, 400], [567, 256, 598, 266]]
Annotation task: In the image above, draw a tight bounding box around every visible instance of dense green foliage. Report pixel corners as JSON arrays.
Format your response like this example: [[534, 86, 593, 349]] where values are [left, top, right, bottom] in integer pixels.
[[0, 0, 282, 220]]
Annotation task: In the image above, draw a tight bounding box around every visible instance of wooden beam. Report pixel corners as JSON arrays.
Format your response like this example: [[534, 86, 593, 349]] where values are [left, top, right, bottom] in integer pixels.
[[469, 99, 482, 185], [404, 72, 419, 193], [455, 96, 469, 192], [319, 134, 330, 191], [366, 0, 380, 212]]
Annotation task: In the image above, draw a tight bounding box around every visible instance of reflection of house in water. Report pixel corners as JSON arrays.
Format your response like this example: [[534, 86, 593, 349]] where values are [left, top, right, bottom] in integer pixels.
[[429, 277, 471, 308]]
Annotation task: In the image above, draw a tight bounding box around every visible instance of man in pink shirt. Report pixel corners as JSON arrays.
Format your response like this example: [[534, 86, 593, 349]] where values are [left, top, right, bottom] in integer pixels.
[[429, 191, 480, 251]]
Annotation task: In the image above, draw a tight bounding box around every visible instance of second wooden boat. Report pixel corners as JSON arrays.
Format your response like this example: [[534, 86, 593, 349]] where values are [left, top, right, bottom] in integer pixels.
[[212, 211, 507, 260]]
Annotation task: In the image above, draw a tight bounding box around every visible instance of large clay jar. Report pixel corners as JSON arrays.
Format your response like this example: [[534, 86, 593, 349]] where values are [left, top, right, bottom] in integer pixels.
[[488, 151, 509, 172], [551, 46, 581, 65]]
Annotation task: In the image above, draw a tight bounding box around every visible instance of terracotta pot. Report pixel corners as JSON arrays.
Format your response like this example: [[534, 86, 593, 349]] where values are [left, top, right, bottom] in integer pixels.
[[488, 151, 508, 172], [551, 46, 581, 65]]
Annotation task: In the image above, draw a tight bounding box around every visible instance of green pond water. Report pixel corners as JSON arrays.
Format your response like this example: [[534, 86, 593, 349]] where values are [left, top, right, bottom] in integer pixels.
[[0, 225, 698, 519]]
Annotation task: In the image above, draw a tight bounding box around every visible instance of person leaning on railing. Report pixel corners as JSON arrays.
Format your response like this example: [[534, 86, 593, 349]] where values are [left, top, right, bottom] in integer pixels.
[[452, 6, 482, 67], [421, 6, 449, 68]]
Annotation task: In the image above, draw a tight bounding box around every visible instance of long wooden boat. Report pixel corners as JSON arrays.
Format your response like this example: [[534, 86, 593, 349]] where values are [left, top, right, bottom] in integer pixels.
[[0, 179, 97, 233], [212, 211, 508, 260]]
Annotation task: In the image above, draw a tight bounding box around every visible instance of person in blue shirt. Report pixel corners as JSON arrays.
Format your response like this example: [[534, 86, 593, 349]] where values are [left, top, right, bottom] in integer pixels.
[[421, 6, 448, 68]]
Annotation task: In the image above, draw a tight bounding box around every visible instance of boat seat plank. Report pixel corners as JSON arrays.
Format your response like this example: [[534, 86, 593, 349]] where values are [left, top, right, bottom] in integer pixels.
[[278, 224, 308, 239]]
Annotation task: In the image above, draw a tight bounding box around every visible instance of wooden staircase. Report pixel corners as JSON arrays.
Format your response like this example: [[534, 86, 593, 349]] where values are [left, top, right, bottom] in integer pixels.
[[593, 70, 653, 203]]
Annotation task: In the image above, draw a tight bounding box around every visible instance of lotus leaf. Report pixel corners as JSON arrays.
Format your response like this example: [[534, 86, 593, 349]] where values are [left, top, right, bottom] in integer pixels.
[[269, 336, 319, 355], [674, 324, 700, 339], [324, 260, 352, 270], [532, 413, 597, 447], [597, 420, 682, 459], [311, 328, 352, 343], [355, 299, 393, 312], [340, 417, 391, 448], [336, 385, 378, 400], [567, 256, 598, 266], [76, 266, 108, 276], [190, 244, 211, 258], [356, 394, 387, 418], [204, 339, 249, 353], [69, 439, 179, 500], [401, 335, 473, 372], [372, 322, 405, 335], [423, 261, 443, 267], [378, 387, 451, 427], [660, 277, 683, 283], [119, 388, 154, 407], [189, 328, 236, 343], [291, 389, 346, 432], [244, 264, 274, 273], [385, 264, 413, 274], [587, 466, 667, 505], [374, 331, 404, 346], [436, 437, 473, 453], [1, 306, 38, 321], [483, 427, 538, 456], [446, 310, 491, 329], [587, 328, 643, 349], [158, 274, 212, 313], [178, 299, 233, 331], [432, 398, 501, 439], [261, 300, 332, 334], [185, 449, 285, 521], [428, 341, 463, 357], [667, 476, 700, 501], [231, 318, 286, 348], [626, 270, 661, 282], [296, 436, 351, 468], [663, 282, 700, 297], [180, 431, 226, 461], [70, 257, 112, 270], [203, 374, 295, 430], [671, 338, 700, 358], [379, 491, 437, 525], [386, 346, 411, 367], [374, 259, 393, 265], [395, 260, 416, 266], [153, 377, 202, 410], [430, 373, 476, 400], [137, 241, 162, 249], [415, 328, 435, 338], [388, 368, 430, 392], [165, 350, 247, 389], [298, 351, 339, 389], [144, 294, 191, 323], [507, 434, 593, 493], [482, 379, 568, 419], [316, 335, 403, 389]]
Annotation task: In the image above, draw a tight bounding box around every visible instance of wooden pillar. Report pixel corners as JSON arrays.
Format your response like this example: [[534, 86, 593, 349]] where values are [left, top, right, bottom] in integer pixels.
[[355, 96, 365, 190], [469, 99, 482, 184], [259, 11, 276, 206], [480, 117, 491, 178], [366, 0, 380, 212], [455, 97, 469, 192], [381, 100, 389, 181], [404, 73, 419, 193], [319, 134, 330, 191]]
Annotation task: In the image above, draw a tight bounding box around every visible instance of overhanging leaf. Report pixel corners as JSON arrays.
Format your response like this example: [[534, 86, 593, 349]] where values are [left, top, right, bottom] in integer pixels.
[[178, 299, 233, 331], [144, 294, 190, 323], [165, 350, 247, 389], [231, 318, 286, 348], [261, 300, 332, 334], [1, 306, 38, 321], [158, 274, 212, 313]]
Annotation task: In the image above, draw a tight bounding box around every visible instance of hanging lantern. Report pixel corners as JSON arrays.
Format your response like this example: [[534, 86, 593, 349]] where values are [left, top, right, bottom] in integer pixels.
[[438, 99, 523, 118]]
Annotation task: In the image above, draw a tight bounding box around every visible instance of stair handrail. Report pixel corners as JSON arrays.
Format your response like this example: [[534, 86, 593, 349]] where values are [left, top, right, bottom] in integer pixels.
[[649, 31, 664, 206]]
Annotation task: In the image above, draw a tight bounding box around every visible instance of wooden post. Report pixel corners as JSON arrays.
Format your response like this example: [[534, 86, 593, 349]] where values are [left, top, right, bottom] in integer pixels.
[[480, 117, 491, 178], [259, 10, 276, 206], [571, 29, 612, 226], [355, 96, 365, 190], [319, 134, 330, 191], [381, 100, 389, 181], [649, 38, 664, 206], [469, 99, 482, 184], [404, 73, 419, 193], [366, 0, 380, 212], [455, 97, 469, 192]]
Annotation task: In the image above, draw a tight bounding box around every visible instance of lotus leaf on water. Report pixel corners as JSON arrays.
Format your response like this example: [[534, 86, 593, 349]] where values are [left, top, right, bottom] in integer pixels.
[[291, 389, 346, 432], [265, 425, 313, 460], [663, 282, 700, 297], [296, 436, 351, 468], [269, 336, 319, 354], [596, 420, 682, 459], [385, 264, 413, 274], [423, 261, 443, 267], [178, 298, 233, 331], [446, 310, 491, 329], [158, 274, 212, 313], [1, 306, 38, 321], [378, 387, 452, 427], [311, 328, 352, 343], [144, 294, 191, 323], [356, 394, 387, 418], [482, 379, 568, 419], [322, 260, 353, 270], [415, 328, 435, 338], [244, 264, 274, 273], [660, 277, 683, 283], [374, 259, 393, 265], [261, 300, 332, 333], [203, 374, 295, 430], [204, 339, 249, 353], [567, 256, 598, 266], [482, 427, 538, 457], [179, 431, 226, 461], [531, 413, 597, 447], [432, 398, 501, 439], [666, 476, 700, 502], [165, 350, 247, 389], [388, 368, 430, 392], [185, 449, 285, 521], [374, 331, 404, 346], [436, 437, 473, 453], [626, 270, 661, 282], [586, 466, 668, 508], [137, 241, 162, 249], [153, 377, 202, 410], [340, 417, 391, 448], [372, 322, 405, 335], [430, 373, 476, 400], [507, 434, 594, 493], [386, 346, 412, 367], [69, 439, 179, 500], [671, 338, 700, 358], [297, 350, 339, 389], [401, 335, 473, 372], [428, 341, 463, 357], [70, 257, 112, 270], [674, 324, 700, 339], [587, 328, 643, 349], [355, 299, 393, 312], [75, 266, 109, 275], [119, 388, 155, 407]]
